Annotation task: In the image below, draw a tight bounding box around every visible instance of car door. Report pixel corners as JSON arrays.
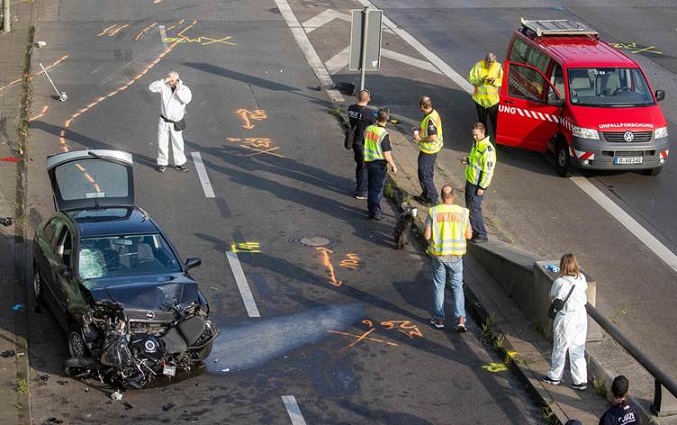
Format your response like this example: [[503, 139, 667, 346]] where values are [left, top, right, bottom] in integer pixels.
[[43, 220, 76, 329], [46, 150, 134, 212], [496, 62, 562, 152]]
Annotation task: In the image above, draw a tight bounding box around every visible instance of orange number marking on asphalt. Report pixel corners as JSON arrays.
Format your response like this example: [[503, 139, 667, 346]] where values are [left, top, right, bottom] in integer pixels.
[[329, 318, 424, 350], [380, 320, 424, 339], [316, 247, 342, 287], [339, 253, 360, 269]]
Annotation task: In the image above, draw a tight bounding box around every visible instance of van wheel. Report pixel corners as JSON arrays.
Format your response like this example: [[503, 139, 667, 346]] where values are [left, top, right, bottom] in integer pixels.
[[642, 167, 662, 176], [555, 142, 570, 177]]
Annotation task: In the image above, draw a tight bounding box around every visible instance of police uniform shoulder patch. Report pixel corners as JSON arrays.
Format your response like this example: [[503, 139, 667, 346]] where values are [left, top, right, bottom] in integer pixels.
[[487, 161, 494, 168], [487, 145, 494, 152]]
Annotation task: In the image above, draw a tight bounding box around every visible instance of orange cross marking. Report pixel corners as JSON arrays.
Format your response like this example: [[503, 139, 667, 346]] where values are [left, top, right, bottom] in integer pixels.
[[328, 329, 398, 350]]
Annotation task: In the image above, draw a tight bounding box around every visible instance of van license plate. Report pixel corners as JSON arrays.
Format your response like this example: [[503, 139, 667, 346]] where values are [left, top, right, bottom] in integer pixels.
[[614, 157, 642, 165]]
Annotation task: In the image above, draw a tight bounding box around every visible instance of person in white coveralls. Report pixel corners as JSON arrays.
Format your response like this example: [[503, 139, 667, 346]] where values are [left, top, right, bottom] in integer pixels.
[[149, 71, 192, 173], [542, 253, 589, 391]]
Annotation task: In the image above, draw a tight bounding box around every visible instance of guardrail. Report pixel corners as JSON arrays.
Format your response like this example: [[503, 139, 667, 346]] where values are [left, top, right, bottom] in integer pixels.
[[586, 303, 677, 416]]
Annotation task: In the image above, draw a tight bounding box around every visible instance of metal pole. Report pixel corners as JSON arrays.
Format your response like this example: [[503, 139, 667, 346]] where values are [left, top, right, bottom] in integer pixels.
[[359, 7, 369, 91], [3, 0, 10, 33]]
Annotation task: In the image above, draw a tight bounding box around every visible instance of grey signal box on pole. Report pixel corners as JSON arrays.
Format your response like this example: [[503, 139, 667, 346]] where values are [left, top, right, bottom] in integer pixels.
[[349, 8, 383, 73]]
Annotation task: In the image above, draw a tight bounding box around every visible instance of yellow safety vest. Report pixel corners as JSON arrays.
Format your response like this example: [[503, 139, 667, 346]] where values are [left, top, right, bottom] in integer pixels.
[[363, 124, 387, 162], [468, 60, 503, 108], [418, 109, 443, 154], [465, 136, 497, 188], [428, 204, 469, 256]]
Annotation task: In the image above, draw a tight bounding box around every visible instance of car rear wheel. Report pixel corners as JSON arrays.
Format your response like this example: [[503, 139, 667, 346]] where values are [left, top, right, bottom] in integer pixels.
[[555, 142, 570, 177], [68, 325, 89, 358]]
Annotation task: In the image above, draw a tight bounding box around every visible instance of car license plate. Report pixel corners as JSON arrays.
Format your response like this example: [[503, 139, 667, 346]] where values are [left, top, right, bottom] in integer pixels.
[[162, 365, 176, 377], [614, 157, 643, 165]]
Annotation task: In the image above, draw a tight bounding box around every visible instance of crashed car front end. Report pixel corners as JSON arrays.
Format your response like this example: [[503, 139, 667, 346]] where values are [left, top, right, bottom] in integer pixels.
[[69, 296, 218, 388]]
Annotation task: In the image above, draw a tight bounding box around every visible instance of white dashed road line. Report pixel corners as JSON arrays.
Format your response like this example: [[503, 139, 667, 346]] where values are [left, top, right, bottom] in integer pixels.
[[226, 251, 261, 318], [282, 396, 308, 425], [191, 152, 215, 198]]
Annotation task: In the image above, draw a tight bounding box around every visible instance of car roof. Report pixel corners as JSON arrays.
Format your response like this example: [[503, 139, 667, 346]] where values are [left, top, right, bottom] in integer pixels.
[[66, 206, 161, 238], [519, 33, 638, 68]]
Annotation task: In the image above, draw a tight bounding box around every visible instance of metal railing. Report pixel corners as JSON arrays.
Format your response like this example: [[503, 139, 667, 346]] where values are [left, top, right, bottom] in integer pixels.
[[586, 303, 677, 415]]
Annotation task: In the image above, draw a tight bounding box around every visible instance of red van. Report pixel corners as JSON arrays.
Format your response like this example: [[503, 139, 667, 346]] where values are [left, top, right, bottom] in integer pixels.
[[496, 18, 669, 176]]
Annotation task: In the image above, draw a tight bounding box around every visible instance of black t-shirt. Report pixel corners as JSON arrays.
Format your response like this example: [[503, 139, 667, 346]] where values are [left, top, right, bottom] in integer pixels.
[[599, 400, 640, 425], [348, 104, 377, 143]]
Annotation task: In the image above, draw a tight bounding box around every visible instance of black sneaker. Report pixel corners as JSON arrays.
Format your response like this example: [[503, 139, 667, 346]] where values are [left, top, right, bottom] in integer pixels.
[[175, 164, 189, 173], [157, 165, 166, 173], [542, 375, 560, 386], [572, 382, 587, 391]]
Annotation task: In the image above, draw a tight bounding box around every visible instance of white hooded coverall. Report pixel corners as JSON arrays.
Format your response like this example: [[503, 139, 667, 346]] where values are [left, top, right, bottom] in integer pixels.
[[547, 274, 588, 385], [148, 79, 192, 166]]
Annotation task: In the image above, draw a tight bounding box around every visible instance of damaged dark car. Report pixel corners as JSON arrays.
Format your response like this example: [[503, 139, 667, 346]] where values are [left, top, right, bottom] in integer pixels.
[[32, 150, 218, 388]]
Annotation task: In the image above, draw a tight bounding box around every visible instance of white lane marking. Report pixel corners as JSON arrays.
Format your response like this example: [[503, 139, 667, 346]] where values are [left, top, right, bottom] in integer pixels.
[[356, 0, 474, 94], [571, 177, 677, 273], [226, 251, 261, 317], [274, 0, 344, 102], [353, 1, 677, 268], [325, 46, 351, 75], [282, 395, 308, 425], [303, 9, 350, 33], [190, 152, 215, 198], [382, 49, 443, 75]]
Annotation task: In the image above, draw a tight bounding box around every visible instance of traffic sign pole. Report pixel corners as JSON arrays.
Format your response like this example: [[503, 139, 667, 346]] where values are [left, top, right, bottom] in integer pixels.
[[359, 7, 368, 91]]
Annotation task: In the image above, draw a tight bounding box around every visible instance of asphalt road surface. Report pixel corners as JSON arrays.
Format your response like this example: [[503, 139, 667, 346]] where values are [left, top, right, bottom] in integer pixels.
[[346, 0, 677, 377], [23, 0, 551, 424]]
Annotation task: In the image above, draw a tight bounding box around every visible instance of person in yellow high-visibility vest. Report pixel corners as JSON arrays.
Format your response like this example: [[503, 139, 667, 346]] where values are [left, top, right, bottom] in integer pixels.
[[424, 185, 472, 332], [363, 108, 398, 220], [468, 52, 503, 136], [412, 96, 443, 206], [462, 122, 496, 243]]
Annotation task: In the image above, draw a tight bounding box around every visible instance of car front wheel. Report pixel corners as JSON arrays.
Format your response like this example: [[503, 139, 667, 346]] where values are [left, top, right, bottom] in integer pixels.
[[555, 142, 571, 178], [68, 325, 89, 359]]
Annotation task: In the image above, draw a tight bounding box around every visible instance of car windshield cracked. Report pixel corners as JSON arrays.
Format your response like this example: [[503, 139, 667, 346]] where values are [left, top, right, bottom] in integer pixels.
[[78, 233, 181, 285]]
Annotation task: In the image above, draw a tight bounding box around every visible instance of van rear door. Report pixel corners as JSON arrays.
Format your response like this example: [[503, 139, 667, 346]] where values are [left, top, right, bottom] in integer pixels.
[[496, 62, 562, 152]]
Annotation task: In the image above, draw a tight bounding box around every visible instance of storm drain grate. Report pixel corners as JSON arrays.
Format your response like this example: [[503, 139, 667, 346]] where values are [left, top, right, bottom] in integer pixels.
[[288, 236, 341, 249]]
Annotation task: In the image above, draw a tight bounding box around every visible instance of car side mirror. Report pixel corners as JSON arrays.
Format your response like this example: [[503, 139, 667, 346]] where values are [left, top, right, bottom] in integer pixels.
[[58, 265, 72, 278], [655, 90, 665, 102], [185, 257, 202, 270]]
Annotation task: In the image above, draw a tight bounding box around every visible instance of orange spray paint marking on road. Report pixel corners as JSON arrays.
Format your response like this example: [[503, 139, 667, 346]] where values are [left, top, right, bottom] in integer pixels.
[[0, 55, 69, 93], [97, 24, 117, 36], [317, 247, 342, 287], [108, 24, 130, 37], [236, 109, 267, 130], [29, 105, 49, 122], [339, 253, 360, 270], [380, 320, 424, 339], [57, 21, 196, 149], [134, 22, 158, 41]]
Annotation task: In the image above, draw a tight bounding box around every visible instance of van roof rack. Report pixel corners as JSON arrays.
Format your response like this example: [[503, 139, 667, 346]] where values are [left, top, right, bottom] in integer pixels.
[[520, 18, 599, 38]]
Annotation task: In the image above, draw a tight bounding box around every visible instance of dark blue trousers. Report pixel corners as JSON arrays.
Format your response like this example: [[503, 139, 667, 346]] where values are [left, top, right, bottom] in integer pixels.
[[418, 151, 438, 203], [366, 161, 387, 218], [465, 181, 487, 239], [353, 142, 368, 196]]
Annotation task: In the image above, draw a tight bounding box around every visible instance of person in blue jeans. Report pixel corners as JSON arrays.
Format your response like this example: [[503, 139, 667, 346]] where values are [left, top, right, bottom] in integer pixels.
[[424, 185, 473, 332]]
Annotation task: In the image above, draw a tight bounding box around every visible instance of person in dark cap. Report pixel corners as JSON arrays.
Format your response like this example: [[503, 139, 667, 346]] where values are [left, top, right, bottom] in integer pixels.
[[599, 375, 641, 425]]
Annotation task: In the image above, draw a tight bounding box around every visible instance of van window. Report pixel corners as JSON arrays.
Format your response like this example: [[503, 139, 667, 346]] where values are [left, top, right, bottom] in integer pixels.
[[509, 38, 551, 73], [551, 63, 564, 96], [507, 63, 549, 102], [568, 68, 654, 106]]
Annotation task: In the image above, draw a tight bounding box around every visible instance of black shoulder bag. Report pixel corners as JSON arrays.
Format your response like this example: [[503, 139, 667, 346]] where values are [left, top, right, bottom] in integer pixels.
[[548, 283, 576, 320]]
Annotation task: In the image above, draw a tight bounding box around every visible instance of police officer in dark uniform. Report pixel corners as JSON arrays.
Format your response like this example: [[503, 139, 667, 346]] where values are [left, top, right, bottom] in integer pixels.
[[347, 89, 377, 199], [599, 375, 641, 425]]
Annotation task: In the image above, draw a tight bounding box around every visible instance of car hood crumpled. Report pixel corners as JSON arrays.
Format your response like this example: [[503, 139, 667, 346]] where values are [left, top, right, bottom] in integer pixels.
[[87, 275, 200, 311]]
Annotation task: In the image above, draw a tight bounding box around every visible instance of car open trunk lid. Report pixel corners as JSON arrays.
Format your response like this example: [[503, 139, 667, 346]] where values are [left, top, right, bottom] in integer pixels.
[[47, 150, 134, 211]]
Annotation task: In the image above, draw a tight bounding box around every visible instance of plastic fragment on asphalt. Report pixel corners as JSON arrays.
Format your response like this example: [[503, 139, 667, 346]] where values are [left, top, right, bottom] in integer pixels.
[[11, 304, 24, 311], [220, 368, 230, 373], [111, 390, 123, 402], [162, 403, 176, 411], [39, 374, 49, 381]]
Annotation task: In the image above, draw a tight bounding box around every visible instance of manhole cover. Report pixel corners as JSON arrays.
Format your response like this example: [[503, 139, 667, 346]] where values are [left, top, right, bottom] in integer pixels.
[[288, 236, 341, 249]]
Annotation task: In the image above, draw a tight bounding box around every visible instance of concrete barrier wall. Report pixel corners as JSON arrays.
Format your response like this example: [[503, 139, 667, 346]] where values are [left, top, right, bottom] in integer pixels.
[[468, 240, 602, 342]]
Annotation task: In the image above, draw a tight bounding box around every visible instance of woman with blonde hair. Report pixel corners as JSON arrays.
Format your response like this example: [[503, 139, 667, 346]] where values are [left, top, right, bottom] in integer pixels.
[[542, 253, 589, 390]]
